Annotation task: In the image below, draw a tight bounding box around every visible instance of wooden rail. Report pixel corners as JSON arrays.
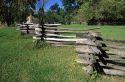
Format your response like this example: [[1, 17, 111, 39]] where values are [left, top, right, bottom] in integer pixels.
[[106, 39, 125, 43]]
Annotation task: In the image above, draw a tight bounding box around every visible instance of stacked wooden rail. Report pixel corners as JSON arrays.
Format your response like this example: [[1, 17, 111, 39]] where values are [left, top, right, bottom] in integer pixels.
[[33, 24, 63, 43], [76, 32, 125, 76], [16, 23, 35, 35], [106, 39, 125, 43], [107, 45, 125, 58], [41, 24, 100, 46], [17, 23, 100, 46]]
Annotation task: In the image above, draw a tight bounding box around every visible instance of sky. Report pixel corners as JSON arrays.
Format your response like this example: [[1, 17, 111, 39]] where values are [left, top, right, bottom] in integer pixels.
[[36, 0, 63, 11]]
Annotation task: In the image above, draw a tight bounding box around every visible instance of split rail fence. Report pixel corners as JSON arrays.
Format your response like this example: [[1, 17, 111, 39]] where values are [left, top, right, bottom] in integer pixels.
[[76, 32, 125, 76], [17, 23, 125, 76], [33, 24, 100, 46], [16, 23, 35, 35]]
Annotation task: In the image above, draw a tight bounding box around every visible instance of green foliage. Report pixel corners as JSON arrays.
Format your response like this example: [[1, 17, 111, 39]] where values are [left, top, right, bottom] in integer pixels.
[[97, 0, 125, 19], [76, 0, 125, 25], [91, 71, 98, 80], [50, 3, 60, 13], [76, 2, 94, 21], [62, 0, 77, 12], [85, 71, 100, 82], [44, 10, 58, 23], [39, 3, 65, 24], [0, 0, 37, 26], [61, 0, 78, 24]]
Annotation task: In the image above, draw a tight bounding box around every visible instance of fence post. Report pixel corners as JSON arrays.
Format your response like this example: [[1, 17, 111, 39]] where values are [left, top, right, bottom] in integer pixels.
[[76, 32, 107, 74], [33, 24, 42, 43]]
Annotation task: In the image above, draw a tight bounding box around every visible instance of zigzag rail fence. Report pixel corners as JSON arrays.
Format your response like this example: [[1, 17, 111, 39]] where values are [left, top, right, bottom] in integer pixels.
[[17, 23, 125, 76]]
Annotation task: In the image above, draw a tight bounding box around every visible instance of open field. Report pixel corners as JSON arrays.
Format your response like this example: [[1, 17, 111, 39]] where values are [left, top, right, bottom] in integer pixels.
[[63, 24, 125, 40], [0, 25, 125, 82]]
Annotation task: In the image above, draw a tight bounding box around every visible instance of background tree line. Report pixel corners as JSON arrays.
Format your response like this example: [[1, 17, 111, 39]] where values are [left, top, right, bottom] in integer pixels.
[[1, 0, 125, 26], [46, 0, 125, 25], [75, 0, 125, 25], [0, 0, 78, 26], [0, 0, 37, 26]]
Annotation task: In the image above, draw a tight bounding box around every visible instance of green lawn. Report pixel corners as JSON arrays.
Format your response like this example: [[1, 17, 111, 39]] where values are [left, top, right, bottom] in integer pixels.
[[0, 26, 125, 82], [63, 24, 125, 40], [100, 25, 125, 40]]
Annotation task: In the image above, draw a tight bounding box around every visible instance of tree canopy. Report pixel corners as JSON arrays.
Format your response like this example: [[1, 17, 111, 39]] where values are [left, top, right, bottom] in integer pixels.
[[43, 3, 65, 24], [75, 0, 125, 25], [61, 0, 78, 24], [1, 0, 125, 26], [0, 0, 37, 26]]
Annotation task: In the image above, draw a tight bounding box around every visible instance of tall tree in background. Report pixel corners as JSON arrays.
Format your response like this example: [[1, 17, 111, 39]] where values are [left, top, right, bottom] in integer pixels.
[[62, 0, 78, 24], [47, 3, 64, 23], [75, 0, 100, 24], [38, 0, 48, 40], [50, 3, 60, 14], [40, 3, 65, 24], [0, 0, 37, 26], [44, 3, 60, 23], [76, 0, 125, 25], [97, 0, 125, 24]]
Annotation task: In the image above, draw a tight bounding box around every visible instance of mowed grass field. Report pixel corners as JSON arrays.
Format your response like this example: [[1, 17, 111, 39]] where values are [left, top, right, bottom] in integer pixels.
[[0, 24, 125, 82], [63, 24, 125, 40]]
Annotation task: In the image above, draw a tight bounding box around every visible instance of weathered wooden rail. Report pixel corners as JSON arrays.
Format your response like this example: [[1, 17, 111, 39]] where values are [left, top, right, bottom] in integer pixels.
[[106, 39, 125, 43]]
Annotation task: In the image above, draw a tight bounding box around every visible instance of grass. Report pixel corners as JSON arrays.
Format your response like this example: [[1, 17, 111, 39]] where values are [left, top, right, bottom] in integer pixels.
[[0, 25, 125, 82], [63, 24, 125, 40], [100, 25, 125, 40], [62, 24, 98, 28], [0, 27, 89, 82]]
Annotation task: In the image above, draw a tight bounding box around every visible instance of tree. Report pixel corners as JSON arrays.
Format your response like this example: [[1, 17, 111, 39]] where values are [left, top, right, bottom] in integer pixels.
[[0, 0, 37, 26], [95, 0, 125, 25], [97, 0, 125, 19], [50, 3, 60, 14], [41, 3, 65, 24], [38, 0, 48, 25], [76, 0, 125, 25], [61, 0, 78, 24], [38, 0, 48, 40], [44, 10, 57, 23]]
